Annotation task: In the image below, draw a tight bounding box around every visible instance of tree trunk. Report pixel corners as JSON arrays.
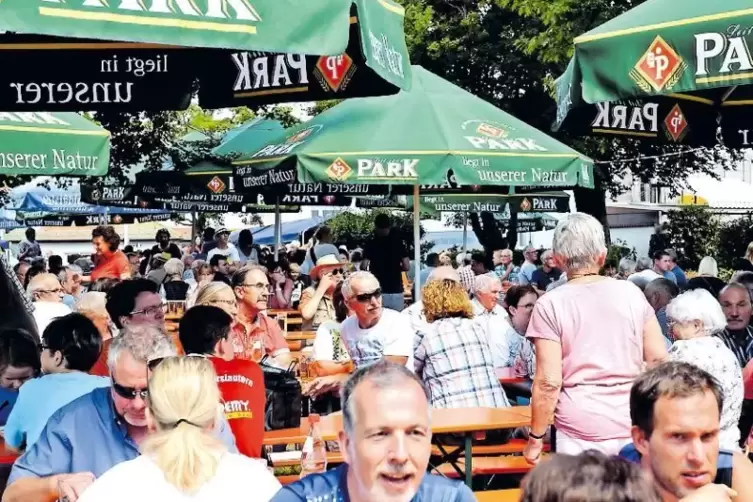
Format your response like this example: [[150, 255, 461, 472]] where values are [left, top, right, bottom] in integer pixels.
[[573, 168, 611, 245]]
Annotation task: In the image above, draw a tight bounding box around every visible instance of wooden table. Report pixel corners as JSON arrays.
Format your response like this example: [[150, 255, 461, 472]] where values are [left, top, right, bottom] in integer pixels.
[[263, 406, 532, 487], [268, 309, 299, 316], [285, 331, 316, 341], [476, 489, 520, 501]]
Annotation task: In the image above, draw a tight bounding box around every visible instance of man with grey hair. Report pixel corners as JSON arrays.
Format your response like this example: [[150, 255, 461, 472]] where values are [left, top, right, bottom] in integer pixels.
[[3, 326, 238, 502], [472, 275, 520, 369], [273, 361, 475, 502], [530, 249, 562, 294], [617, 257, 636, 279], [518, 246, 538, 285], [644, 278, 680, 347], [58, 265, 83, 309], [628, 257, 662, 290], [305, 272, 414, 398], [28, 272, 71, 336]]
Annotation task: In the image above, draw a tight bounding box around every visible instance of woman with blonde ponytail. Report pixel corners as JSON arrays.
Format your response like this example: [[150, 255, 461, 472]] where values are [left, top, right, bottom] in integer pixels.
[[77, 356, 281, 501]]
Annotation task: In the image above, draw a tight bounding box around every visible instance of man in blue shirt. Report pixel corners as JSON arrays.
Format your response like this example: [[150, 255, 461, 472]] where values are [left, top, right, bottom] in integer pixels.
[[3, 325, 237, 502], [272, 361, 475, 502]]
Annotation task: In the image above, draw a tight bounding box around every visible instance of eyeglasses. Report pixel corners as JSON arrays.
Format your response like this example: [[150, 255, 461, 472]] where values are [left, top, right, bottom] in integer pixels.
[[355, 288, 382, 303], [240, 282, 268, 290], [112, 381, 148, 401], [37, 288, 64, 295], [129, 303, 166, 317], [209, 299, 237, 307]]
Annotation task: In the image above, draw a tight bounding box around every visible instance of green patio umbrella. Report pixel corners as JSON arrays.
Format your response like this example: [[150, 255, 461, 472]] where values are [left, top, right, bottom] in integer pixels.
[[0, 111, 109, 176], [233, 66, 594, 188], [0, 0, 411, 112], [555, 0, 753, 148]]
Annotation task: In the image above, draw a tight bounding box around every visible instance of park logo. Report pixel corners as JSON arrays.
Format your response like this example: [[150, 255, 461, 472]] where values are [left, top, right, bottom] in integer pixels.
[[663, 104, 689, 142], [476, 122, 508, 139], [251, 125, 322, 158], [630, 36, 686, 92], [461, 119, 547, 152], [520, 197, 532, 212], [327, 158, 353, 181], [207, 176, 227, 194], [286, 126, 318, 144], [314, 54, 357, 92]]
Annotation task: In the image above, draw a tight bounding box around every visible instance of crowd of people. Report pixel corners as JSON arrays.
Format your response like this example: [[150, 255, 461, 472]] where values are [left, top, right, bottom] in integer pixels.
[[0, 212, 753, 501]]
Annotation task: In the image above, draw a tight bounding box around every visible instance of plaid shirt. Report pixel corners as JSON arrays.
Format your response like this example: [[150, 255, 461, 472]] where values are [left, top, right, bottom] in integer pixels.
[[414, 317, 509, 409], [715, 325, 753, 368], [458, 266, 475, 294]]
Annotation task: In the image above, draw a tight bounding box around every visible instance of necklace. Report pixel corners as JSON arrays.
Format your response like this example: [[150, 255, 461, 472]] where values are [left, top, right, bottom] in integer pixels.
[[568, 272, 602, 280]]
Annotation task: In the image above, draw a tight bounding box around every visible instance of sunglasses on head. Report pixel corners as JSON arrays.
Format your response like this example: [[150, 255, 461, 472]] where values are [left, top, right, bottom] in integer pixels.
[[355, 288, 382, 303]]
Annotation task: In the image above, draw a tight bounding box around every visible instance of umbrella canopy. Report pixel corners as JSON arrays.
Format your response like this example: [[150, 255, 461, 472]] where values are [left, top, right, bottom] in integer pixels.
[[555, 0, 753, 148], [232, 66, 594, 188], [0, 112, 109, 176], [252, 216, 326, 245], [0, 0, 411, 111]]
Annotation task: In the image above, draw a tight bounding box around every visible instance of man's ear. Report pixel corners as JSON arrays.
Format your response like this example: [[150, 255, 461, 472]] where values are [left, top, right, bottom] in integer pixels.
[[338, 430, 351, 465], [632, 425, 650, 457]]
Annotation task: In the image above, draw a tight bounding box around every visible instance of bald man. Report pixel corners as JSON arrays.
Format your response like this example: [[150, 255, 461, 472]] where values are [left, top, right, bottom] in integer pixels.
[[27, 273, 71, 336]]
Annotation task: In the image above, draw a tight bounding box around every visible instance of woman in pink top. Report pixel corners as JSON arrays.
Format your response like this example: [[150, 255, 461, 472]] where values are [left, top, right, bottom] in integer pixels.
[[524, 213, 668, 463]]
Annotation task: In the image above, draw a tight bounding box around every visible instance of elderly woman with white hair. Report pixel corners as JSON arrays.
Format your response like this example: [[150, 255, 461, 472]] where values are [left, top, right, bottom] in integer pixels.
[[686, 256, 726, 298], [666, 288, 744, 450], [524, 213, 667, 463]]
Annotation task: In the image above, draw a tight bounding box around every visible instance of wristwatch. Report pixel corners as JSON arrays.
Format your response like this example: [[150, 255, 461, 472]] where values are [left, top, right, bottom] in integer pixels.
[[528, 428, 546, 440]]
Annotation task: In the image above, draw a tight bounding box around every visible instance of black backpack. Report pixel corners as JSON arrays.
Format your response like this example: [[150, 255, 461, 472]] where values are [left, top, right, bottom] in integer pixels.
[[259, 356, 302, 431]]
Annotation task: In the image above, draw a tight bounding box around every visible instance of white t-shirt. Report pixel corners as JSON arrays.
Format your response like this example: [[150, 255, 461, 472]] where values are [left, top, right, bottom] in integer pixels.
[[340, 308, 415, 371], [207, 244, 241, 264], [32, 302, 72, 335], [238, 248, 259, 266], [77, 453, 281, 502], [313, 320, 351, 362]]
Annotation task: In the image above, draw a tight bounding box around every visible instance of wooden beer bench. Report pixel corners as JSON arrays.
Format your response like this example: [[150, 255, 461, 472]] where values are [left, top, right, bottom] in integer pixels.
[[475, 488, 521, 501]]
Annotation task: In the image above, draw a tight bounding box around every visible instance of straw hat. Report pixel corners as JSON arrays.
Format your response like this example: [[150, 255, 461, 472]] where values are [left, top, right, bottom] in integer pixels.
[[310, 253, 344, 280]]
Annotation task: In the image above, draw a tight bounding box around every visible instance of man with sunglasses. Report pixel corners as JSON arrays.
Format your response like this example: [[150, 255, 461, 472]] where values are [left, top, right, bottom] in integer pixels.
[[4, 326, 238, 502], [28, 273, 72, 336], [232, 266, 291, 366], [305, 272, 414, 398]]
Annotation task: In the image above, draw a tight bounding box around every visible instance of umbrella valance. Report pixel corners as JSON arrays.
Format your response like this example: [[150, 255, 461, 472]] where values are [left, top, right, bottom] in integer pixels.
[[0, 112, 109, 176], [232, 66, 594, 189]]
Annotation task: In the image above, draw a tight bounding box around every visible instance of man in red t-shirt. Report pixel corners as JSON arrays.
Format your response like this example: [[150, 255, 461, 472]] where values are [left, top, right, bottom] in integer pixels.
[[179, 305, 265, 458]]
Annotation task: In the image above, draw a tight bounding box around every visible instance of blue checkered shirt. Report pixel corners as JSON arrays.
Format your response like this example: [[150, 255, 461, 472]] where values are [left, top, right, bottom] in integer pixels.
[[414, 317, 510, 409]]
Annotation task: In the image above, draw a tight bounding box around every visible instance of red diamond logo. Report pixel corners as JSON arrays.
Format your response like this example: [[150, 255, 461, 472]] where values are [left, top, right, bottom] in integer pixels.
[[634, 36, 683, 92], [207, 176, 226, 194], [663, 104, 688, 142], [322, 195, 336, 205], [520, 197, 532, 212], [476, 123, 507, 138], [316, 54, 354, 92], [326, 158, 352, 181], [286, 127, 314, 144]]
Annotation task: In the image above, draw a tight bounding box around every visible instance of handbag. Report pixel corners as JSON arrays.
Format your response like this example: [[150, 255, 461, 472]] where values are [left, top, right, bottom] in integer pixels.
[[259, 356, 302, 431]]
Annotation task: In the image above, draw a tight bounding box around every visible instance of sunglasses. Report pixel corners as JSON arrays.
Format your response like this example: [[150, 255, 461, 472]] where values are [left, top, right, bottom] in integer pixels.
[[355, 288, 382, 303], [112, 381, 148, 401], [147, 354, 208, 373], [325, 268, 345, 276]]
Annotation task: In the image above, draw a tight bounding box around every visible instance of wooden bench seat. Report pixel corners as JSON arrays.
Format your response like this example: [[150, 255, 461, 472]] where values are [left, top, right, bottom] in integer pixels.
[[276, 475, 299, 485], [431, 439, 549, 457], [435, 455, 540, 478], [475, 488, 521, 501], [270, 451, 345, 467]]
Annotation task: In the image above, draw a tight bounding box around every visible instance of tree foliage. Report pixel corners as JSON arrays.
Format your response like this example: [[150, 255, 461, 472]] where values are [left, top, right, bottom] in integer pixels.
[[663, 206, 720, 270], [326, 209, 432, 257], [398, 0, 742, 248], [717, 213, 753, 269]]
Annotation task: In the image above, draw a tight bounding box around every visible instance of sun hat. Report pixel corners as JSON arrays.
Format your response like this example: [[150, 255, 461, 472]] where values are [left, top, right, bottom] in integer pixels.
[[310, 253, 344, 280]]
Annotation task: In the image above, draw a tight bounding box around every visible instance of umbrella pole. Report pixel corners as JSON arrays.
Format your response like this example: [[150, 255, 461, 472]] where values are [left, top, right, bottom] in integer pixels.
[[274, 197, 280, 261], [462, 213, 468, 254], [413, 184, 421, 302]]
